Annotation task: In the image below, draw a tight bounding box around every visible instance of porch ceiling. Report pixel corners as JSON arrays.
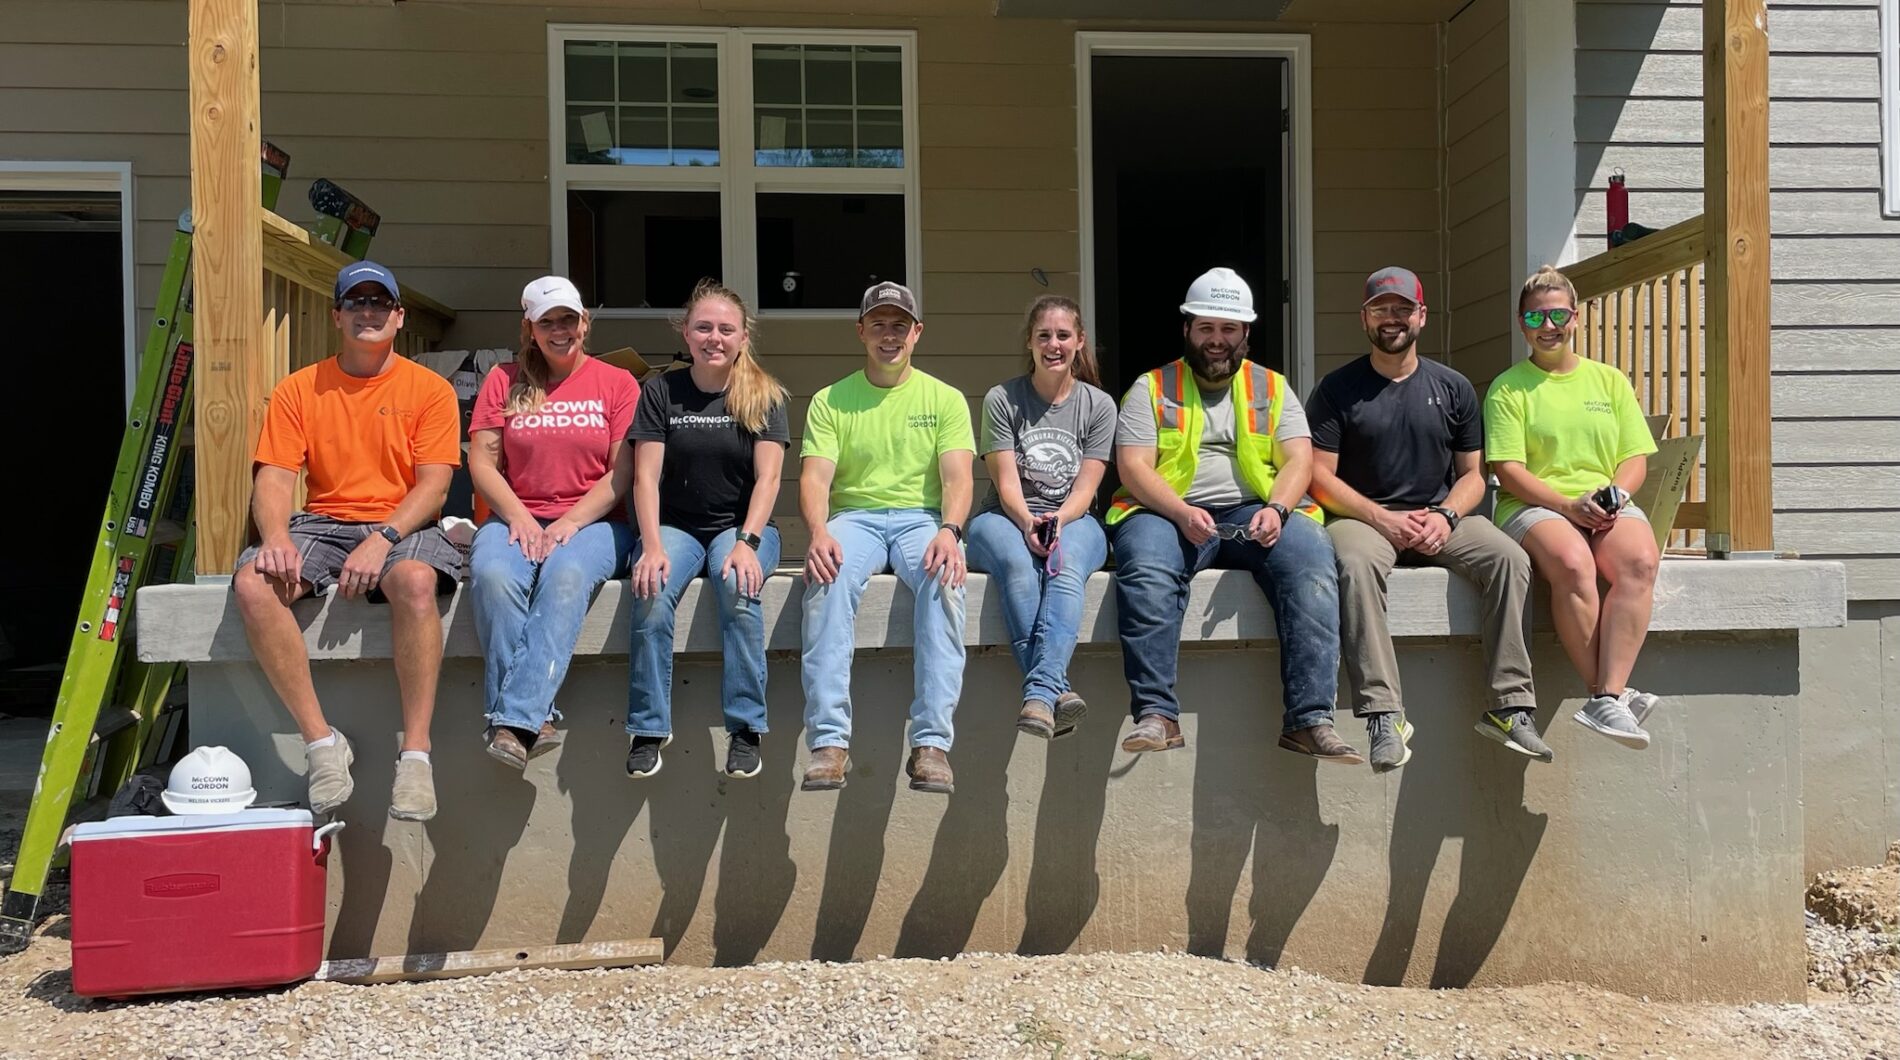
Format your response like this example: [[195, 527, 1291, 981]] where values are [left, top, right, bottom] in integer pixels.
[[994, 0, 1465, 22]]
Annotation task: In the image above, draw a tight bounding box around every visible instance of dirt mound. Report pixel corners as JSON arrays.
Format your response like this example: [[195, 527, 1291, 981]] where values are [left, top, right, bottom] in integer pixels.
[[1807, 842, 1900, 932], [1805, 843, 1900, 995]]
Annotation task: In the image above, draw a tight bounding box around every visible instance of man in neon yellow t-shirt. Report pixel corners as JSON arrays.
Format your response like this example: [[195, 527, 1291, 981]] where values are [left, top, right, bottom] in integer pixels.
[[798, 282, 976, 795]]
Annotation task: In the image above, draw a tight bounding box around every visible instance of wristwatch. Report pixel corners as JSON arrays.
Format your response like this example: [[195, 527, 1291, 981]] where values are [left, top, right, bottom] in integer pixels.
[[373, 524, 402, 545], [1265, 502, 1291, 523], [940, 522, 964, 543], [1427, 505, 1461, 531], [736, 530, 763, 550]]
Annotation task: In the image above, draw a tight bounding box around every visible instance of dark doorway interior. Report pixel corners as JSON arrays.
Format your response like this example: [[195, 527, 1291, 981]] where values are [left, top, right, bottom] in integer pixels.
[[1089, 54, 1288, 400], [0, 192, 125, 715]]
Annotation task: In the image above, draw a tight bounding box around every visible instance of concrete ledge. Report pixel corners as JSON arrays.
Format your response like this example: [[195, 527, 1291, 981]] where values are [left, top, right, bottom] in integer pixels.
[[138, 558, 1846, 663]]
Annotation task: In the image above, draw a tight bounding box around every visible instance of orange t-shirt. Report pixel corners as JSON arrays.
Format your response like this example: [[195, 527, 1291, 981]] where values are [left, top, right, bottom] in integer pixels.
[[254, 354, 463, 522]]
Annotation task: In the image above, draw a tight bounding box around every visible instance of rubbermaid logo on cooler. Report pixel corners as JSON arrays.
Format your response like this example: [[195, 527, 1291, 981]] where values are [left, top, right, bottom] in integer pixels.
[[144, 873, 221, 899]]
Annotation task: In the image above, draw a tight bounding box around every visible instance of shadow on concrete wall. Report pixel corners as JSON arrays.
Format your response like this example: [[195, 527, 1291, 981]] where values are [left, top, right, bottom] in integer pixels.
[[1017, 682, 1123, 955], [809, 659, 908, 961]]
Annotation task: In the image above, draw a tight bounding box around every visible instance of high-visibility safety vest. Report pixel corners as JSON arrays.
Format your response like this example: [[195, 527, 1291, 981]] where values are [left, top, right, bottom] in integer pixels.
[[1105, 358, 1324, 527]]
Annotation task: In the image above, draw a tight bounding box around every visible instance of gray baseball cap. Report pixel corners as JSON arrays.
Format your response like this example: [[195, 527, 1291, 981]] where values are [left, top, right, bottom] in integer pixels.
[[1363, 266, 1425, 306], [858, 280, 919, 321]]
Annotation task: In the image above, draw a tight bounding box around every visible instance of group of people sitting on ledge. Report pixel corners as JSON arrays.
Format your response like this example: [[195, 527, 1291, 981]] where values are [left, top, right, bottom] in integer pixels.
[[230, 257, 1663, 822]]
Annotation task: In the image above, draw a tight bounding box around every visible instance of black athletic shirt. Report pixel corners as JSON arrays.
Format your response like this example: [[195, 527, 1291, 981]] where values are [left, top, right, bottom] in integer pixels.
[[1305, 355, 1483, 509], [627, 369, 790, 540]]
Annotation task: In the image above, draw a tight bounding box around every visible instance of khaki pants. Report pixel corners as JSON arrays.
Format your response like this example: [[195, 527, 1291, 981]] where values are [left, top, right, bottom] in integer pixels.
[[1329, 515, 1536, 717]]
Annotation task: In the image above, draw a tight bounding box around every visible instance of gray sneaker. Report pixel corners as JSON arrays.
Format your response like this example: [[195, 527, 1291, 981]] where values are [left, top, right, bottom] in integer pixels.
[[1573, 694, 1651, 750], [1474, 708, 1553, 761], [1625, 688, 1660, 726], [306, 730, 355, 814], [389, 757, 437, 822], [1367, 713, 1413, 773]]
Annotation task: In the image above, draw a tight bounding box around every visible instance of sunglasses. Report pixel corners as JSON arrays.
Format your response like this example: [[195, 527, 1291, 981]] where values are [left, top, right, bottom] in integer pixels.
[[338, 295, 400, 313], [1521, 308, 1575, 329]]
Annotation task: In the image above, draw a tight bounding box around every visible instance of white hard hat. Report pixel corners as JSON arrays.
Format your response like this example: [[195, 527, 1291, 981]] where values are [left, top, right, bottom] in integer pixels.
[[1179, 267, 1257, 323], [162, 746, 258, 815]]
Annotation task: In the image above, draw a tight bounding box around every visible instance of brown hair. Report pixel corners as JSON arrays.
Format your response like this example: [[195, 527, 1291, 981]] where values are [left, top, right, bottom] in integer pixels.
[[503, 307, 590, 417], [1518, 264, 1579, 314], [1019, 295, 1102, 389], [678, 278, 787, 435]]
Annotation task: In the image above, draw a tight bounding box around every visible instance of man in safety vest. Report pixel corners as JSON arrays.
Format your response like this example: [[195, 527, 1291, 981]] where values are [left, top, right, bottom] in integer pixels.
[[1108, 267, 1357, 762]]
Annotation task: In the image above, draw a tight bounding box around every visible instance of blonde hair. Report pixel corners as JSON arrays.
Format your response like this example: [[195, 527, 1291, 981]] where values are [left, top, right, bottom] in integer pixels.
[[678, 279, 787, 435], [1019, 295, 1103, 389], [1518, 264, 1578, 314], [503, 307, 591, 417]]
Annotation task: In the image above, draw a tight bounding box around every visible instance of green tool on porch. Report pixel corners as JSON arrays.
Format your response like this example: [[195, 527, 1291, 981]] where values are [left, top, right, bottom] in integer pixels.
[[0, 141, 368, 956], [308, 178, 380, 260]]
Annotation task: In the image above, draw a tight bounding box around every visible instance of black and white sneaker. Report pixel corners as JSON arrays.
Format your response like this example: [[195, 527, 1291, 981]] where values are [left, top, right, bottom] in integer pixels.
[[724, 731, 763, 778], [626, 734, 671, 778]]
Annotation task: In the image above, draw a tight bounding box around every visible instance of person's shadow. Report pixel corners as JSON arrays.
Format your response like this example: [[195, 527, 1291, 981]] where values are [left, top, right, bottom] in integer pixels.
[[709, 668, 801, 965], [808, 654, 908, 961], [1017, 664, 1123, 955]]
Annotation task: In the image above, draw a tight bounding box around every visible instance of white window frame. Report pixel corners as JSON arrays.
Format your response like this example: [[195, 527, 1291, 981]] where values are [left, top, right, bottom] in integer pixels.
[[1883, 0, 1900, 217], [547, 25, 922, 319]]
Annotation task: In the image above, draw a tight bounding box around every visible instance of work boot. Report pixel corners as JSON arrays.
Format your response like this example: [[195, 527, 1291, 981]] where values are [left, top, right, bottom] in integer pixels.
[[1366, 713, 1414, 773], [527, 720, 564, 760], [1277, 722, 1365, 765], [906, 747, 954, 794], [801, 746, 850, 791], [483, 725, 529, 771], [1052, 691, 1088, 739], [305, 730, 355, 815], [1120, 712, 1184, 753], [388, 757, 437, 822], [1017, 700, 1055, 740]]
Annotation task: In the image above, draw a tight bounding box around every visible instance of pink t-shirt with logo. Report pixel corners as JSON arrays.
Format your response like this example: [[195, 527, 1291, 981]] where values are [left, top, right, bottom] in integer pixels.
[[469, 357, 639, 520]]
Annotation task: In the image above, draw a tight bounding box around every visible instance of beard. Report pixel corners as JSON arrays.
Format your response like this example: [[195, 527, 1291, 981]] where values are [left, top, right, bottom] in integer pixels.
[[1182, 333, 1244, 386], [1366, 320, 1420, 355]]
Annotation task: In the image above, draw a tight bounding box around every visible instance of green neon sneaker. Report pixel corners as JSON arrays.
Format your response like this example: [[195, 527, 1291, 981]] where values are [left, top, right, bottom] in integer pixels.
[[1474, 708, 1554, 762]]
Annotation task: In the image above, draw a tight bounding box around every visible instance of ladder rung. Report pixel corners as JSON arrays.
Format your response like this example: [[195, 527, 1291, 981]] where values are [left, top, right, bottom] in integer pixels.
[[93, 708, 139, 739], [151, 518, 190, 547]]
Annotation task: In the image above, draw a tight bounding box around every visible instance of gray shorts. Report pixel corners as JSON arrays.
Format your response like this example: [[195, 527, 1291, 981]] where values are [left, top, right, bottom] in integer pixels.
[[1500, 502, 1648, 544], [235, 512, 466, 600]]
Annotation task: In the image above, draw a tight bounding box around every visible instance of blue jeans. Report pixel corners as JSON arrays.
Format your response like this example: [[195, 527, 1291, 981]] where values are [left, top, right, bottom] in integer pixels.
[[625, 525, 781, 737], [966, 510, 1108, 706], [801, 508, 966, 752], [469, 518, 634, 733], [1111, 503, 1340, 733]]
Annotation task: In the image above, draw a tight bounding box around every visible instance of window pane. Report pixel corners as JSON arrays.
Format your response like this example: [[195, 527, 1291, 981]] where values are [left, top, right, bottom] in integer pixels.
[[566, 105, 617, 164], [804, 45, 854, 105], [756, 192, 905, 310], [806, 107, 853, 167], [752, 42, 906, 169], [754, 107, 804, 167], [618, 106, 668, 164], [671, 42, 719, 104], [565, 41, 615, 101], [567, 190, 721, 310], [673, 106, 720, 167], [857, 107, 904, 165], [856, 46, 902, 106], [753, 45, 802, 105], [615, 42, 667, 102]]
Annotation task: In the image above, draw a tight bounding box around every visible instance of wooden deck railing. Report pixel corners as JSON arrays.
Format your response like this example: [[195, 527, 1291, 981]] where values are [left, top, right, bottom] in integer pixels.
[[260, 209, 455, 375], [1563, 215, 1710, 539]]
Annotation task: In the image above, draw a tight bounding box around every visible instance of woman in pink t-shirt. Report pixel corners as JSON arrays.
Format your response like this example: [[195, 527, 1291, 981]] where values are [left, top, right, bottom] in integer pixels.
[[467, 276, 639, 768]]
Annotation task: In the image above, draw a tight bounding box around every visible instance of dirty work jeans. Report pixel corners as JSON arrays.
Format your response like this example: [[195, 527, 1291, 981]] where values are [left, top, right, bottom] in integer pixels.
[[469, 518, 634, 733], [801, 508, 966, 752], [1110, 503, 1340, 733], [965, 511, 1108, 707], [625, 525, 782, 738]]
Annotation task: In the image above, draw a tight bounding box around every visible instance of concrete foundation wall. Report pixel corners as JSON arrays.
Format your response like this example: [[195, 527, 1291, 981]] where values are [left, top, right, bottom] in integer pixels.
[[1798, 603, 1900, 876], [189, 630, 1808, 1001]]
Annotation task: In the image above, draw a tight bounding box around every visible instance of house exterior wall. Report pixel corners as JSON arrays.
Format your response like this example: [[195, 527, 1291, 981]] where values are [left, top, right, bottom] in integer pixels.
[[1444, 0, 1518, 387]]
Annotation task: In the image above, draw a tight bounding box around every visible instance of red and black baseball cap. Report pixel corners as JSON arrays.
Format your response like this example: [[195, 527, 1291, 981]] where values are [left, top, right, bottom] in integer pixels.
[[1362, 266, 1425, 307]]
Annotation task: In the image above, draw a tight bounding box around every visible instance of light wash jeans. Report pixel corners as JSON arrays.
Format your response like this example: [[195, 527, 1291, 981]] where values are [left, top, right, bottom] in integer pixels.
[[801, 508, 966, 752], [625, 525, 781, 737], [965, 510, 1108, 707], [469, 518, 634, 733]]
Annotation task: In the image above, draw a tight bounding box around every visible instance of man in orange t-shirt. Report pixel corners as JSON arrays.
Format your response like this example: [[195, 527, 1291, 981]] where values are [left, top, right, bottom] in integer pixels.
[[232, 260, 464, 822]]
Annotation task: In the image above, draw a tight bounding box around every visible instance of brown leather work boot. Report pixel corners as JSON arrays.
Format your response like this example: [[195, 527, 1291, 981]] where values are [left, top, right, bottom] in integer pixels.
[[483, 726, 529, 770], [1017, 700, 1055, 740], [1051, 691, 1088, 740], [1278, 722, 1365, 765], [906, 747, 954, 794], [526, 720, 564, 760], [1120, 712, 1184, 753], [801, 746, 850, 791]]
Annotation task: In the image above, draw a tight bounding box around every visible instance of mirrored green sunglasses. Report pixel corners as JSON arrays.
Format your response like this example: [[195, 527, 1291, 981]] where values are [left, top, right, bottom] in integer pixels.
[[1521, 308, 1575, 328]]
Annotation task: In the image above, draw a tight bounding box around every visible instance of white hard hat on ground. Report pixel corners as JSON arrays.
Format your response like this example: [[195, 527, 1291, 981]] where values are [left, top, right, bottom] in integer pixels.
[[1179, 267, 1258, 323], [162, 746, 258, 814]]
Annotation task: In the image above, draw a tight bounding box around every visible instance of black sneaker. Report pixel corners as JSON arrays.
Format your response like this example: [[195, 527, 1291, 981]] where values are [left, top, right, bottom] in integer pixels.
[[724, 731, 762, 778], [626, 734, 671, 778]]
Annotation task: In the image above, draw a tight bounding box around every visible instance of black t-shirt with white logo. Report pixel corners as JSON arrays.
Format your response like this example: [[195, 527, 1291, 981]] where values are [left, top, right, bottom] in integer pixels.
[[1306, 355, 1483, 509], [627, 369, 791, 541]]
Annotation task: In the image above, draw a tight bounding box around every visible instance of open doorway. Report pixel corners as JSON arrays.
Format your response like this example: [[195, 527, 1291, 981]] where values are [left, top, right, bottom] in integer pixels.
[[0, 169, 133, 715], [1077, 35, 1312, 402]]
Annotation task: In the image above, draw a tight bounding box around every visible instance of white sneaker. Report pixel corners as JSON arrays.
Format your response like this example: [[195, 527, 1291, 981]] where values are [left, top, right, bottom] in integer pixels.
[[1573, 694, 1650, 750], [1625, 688, 1660, 726]]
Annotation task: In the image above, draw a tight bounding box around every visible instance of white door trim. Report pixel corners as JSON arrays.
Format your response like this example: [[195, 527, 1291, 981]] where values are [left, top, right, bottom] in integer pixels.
[[0, 161, 137, 407], [1074, 31, 1315, 393]]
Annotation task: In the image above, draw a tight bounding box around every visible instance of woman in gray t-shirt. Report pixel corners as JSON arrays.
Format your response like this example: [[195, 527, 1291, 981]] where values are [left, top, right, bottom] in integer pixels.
[[966, 296, 1118, 740]]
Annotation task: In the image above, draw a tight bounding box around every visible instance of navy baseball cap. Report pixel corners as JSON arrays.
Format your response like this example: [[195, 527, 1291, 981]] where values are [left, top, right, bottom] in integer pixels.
[[1363, 266, 1425, 306], [333, 260, 401, 306]]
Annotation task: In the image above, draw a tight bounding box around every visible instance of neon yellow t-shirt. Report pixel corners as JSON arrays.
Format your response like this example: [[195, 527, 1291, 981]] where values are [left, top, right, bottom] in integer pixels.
[[802, 368, 976, 513], [1483, 357, 1658, 527]]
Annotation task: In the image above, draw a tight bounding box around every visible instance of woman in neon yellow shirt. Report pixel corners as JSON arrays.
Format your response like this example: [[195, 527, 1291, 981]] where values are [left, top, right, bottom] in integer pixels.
[[1483, 266, 1661, 751]]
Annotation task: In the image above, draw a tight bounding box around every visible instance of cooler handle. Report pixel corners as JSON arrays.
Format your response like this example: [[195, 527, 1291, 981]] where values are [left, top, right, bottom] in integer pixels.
[[313, 820, 345, 853]]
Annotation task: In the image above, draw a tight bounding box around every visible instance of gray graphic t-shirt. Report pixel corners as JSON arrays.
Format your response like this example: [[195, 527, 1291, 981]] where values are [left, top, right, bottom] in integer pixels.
[[1114, 373, 1310, 510], [978, 375, 1118, 515]]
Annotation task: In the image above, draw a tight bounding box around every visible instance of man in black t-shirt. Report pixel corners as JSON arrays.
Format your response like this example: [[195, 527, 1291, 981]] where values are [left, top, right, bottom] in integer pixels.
[[1307, 267, 1542, 770]]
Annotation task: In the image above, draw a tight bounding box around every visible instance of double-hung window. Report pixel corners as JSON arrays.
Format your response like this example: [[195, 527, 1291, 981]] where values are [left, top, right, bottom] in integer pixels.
[[549, 26, 920, 316]]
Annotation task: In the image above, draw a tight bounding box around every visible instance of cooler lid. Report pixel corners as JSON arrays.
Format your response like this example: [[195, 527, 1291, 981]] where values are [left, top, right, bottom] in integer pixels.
[[71, 807, 315, 842]]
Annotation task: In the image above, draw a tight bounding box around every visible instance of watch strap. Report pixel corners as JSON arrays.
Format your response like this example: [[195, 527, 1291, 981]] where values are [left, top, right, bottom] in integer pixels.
[[736, 531, 763, 549], [941, 522, 964, 542]]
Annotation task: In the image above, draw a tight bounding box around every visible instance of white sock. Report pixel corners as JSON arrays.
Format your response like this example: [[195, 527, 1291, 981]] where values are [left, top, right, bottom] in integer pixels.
[[399, 750, 431, 764], [306, 732, 339, 751]]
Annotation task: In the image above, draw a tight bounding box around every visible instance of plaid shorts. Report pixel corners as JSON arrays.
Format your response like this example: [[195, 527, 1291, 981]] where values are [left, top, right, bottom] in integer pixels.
[[235, 512, 466, 601]]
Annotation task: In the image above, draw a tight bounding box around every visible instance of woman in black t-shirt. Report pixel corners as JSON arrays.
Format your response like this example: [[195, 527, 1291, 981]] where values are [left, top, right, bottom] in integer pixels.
[[624, 280, 791, 780]]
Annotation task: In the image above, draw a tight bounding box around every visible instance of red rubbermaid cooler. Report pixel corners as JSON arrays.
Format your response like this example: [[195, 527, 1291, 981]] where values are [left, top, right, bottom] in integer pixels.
[[68, 809, 341, 998]]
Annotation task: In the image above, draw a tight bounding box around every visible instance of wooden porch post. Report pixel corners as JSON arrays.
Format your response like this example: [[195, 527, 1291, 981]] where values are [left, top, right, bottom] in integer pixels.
[[1703, 0, 1774, 556], [188, 0, 264, 575]]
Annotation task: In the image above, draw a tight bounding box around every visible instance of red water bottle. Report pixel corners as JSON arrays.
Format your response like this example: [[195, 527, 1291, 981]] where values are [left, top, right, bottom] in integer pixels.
[[1607, 169, 1629, 239]]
